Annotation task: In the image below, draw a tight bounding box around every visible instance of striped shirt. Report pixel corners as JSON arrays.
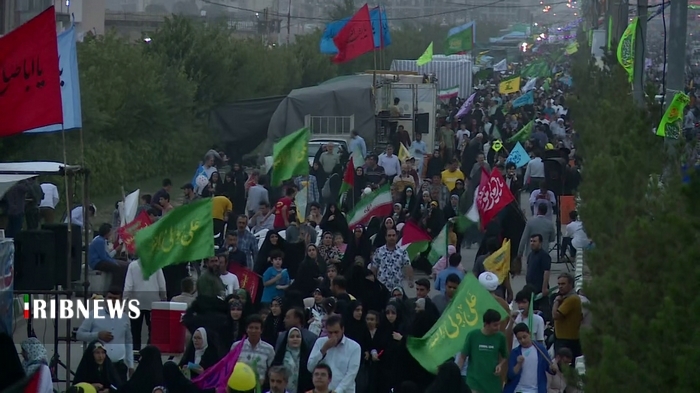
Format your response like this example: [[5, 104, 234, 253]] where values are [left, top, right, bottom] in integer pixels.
[[232, 338, 275, 379]]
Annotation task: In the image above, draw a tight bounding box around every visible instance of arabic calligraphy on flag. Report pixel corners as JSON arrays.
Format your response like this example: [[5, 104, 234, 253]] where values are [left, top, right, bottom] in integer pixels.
[[0, 7, 63, 137]]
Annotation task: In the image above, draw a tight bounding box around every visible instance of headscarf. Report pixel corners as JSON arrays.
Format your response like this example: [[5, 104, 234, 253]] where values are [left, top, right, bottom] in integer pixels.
[[0, 333, 25, 391], [73, 341, 122, 389], [283, 327, 302, 393], [193, 327, 209, 365], [20, 337, 48, 375], [162, 361, 202, 393], [124, 346, 164, 392], [253, 230, 287, 275]]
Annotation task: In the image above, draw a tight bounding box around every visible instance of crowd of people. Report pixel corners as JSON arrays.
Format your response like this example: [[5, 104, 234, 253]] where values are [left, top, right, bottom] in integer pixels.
[[0, 42, 601, 393]]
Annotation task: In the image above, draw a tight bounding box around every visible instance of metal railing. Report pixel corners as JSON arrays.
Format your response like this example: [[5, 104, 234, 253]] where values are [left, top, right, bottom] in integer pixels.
[[304, 115, 355, 135]]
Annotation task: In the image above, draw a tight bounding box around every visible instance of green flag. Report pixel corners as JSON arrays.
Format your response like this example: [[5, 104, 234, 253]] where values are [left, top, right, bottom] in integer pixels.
[[271, 127, 310, 186], [656, 92, 690, 139], [406, 273, 509, 373], [521, 60, 550, 78], [427, 224, 449, 265], [507, 120, 534, 143], [445, 25, 474, 55], [417, 42, 434, 66], [617, 17, 638, 82], [135, 198, 214, 279]]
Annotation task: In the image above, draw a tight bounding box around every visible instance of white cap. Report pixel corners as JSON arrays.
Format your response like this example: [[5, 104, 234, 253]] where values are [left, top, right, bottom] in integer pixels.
[[478, 272, 499, 292]]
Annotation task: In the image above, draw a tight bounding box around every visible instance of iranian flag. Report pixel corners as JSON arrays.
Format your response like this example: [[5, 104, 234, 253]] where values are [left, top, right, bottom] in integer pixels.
[[438, 85, 459, 100], [427, 224, 450, 265], [338, 157, 355, 203], [346, 185, 393, 227], [453, 186, 480, 233], [398, 221, 432, 261]]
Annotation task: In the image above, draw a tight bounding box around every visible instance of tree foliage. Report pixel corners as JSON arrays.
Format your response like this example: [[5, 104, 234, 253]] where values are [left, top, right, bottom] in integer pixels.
[[0, 14, 503, 198], [571, 35, 700, 392]]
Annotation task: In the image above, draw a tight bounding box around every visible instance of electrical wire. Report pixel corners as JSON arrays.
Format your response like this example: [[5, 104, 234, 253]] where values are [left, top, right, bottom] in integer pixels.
[[201, 0, 580, 22]]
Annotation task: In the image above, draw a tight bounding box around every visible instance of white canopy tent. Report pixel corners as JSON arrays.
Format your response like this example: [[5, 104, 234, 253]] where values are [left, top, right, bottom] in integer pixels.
[[0, 161, 82, 199], [0, 161, 89, 390]]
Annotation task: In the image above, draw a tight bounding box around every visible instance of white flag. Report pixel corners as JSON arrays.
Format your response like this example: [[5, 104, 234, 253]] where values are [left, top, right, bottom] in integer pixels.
[[494, 59, 507, 72], [522, 77, 538, 93], [121, 189, 140, 226]]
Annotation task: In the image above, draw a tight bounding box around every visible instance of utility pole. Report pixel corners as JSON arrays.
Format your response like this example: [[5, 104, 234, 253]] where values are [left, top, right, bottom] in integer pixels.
[[606, 0, 629, 48], [632, 0, 647, 105], [665, 0, 688, 149], [286, 0, 291, 44]]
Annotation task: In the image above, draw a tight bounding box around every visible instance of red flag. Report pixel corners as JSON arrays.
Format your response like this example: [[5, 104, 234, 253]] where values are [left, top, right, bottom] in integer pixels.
[[476, 167, 515, 228], [332, 4, 375, 64], [0, 7, 63, 137], [228, 264, 260, 302], [117, 210, 153, 254], [338, 157, 355, 203]]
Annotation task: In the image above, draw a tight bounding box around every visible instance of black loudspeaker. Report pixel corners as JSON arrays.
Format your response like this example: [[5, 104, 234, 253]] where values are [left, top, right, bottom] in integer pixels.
[[542, 149, 563, 160], [42, 223, 82, 286], [415, 113, 429, 134], [14, 230, 56, 291], [543, 158, 567, 197]]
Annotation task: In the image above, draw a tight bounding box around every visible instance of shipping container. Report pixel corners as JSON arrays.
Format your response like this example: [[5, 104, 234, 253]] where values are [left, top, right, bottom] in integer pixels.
[[390, 56, 473, 99]]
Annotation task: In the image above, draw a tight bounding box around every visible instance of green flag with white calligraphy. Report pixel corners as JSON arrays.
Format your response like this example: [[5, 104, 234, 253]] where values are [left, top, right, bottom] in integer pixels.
[[135, 198, 214, 279], [406, 273, 508, 373], [617, 17, 637, 83]]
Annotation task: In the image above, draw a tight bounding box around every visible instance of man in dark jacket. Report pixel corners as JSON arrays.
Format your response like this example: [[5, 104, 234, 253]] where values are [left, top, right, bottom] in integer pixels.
[[275, 307, 317, 352]]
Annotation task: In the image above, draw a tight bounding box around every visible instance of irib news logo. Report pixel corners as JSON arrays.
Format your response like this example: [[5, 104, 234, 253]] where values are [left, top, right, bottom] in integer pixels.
[[23, 295, 141, 320]]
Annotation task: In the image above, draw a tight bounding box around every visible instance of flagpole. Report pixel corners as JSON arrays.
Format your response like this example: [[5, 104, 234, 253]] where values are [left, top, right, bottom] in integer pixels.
[[378, 4, 385, 71]]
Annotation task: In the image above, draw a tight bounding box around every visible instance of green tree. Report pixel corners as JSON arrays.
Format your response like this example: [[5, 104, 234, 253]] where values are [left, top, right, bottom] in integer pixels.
[[292, 30, 338, 87], [145, 17, 241, 114], [571, 37, 700, 392]]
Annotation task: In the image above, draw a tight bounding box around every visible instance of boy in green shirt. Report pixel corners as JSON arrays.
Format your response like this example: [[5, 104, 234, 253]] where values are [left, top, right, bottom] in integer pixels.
[[457, 309, 508, 393]]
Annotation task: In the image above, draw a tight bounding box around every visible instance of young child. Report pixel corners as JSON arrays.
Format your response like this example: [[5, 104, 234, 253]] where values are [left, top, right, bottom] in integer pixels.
[[261, 250, 290, 304]]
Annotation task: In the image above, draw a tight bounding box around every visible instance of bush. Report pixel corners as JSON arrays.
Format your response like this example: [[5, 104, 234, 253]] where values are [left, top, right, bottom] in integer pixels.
[[571, 36, 700, 392]]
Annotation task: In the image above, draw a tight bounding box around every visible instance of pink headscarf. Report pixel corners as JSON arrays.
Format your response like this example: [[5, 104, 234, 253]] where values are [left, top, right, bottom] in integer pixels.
[[431, 245, 465, 276]]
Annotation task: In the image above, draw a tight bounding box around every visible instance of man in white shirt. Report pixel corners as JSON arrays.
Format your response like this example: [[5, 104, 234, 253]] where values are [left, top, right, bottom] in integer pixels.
[[217, 253, 240, 295], [39, 182, 59, 223], [378, 145, 401, 182], [564, 210, 590, 257], [512, 290, 545, 349], [524, 151, 545, 192], [307, 314, 361, 393], [76, 287, 134, 382], [124, 259, 166, 351], [528, 182, 557, 220], [410, 133, 428, 175], [348, 130, 367, 162], [65, 204, 96, 228]]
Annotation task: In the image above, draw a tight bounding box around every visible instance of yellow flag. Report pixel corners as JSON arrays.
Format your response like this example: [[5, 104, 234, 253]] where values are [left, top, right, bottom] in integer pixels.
[[417, 42, 434, 66], [499, 76, 521, 94], [399, 143, 411, 162], [483, 239, 511, 284]]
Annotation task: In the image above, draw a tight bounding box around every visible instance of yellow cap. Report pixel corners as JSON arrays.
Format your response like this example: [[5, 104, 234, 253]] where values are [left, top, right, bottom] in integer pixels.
[[73, 383, 98, 393], [545, 143, 554, 150], [227, 362, 257, 391]]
